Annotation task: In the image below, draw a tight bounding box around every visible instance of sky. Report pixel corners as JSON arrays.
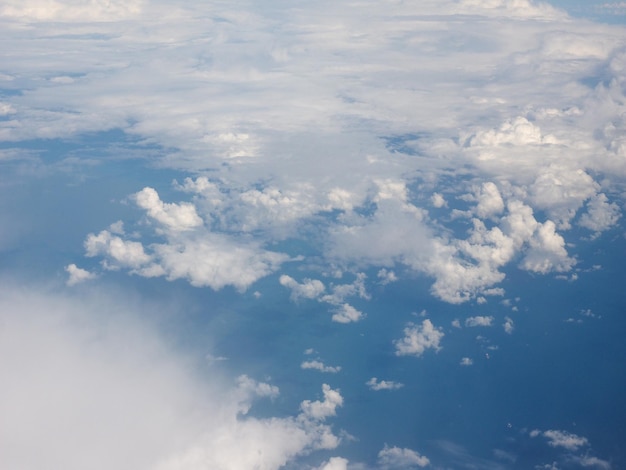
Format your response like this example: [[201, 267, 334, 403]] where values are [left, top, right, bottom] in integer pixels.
[[0, 1, 625, 469]]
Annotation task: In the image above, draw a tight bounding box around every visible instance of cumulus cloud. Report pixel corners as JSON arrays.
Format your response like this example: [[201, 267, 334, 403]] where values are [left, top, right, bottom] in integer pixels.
[[366, 377, 404, 391], [302, 360, 342, 374], [331, 303, 365, 324], [460, 357, 474, 366], [394, 319, 444, 357], [134, 187, 203, 232], [84, 227, 288, 292], [503, 316, 514, 334], [316, 457, 350, 470], [378, 444, 430, 469], [0, 284, 344, 470], [64, 263, 97, 286], [300, 384, 344, 421], [531, 429, 589, 451], [579, 193, 621, 235], [280, 275, 326, 301], [465, 316, 494, 327]]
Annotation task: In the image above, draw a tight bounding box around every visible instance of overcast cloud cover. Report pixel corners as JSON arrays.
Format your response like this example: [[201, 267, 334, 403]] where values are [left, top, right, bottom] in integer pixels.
[[1, 0, 625, 469]]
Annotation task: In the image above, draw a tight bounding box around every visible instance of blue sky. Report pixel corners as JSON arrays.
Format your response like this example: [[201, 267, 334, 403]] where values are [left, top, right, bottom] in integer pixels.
[[1, 1, 625, 469]]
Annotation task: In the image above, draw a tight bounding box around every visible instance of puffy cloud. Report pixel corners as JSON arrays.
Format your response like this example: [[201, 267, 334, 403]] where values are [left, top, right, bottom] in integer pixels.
[[64, 264, 97, 286], [394, 320, 444, 357], [300, 384, 344, 421], [503, 316, 514, 334], [301, 360, 342, 374], [531, 429, 589, 452], [521, 220, 575, 273], [316, 457, 350, 470], [0, 284, 344, 470], [84, 230, 153, 270], [331, 303, 365, 324], [366, 377, 404, 391], [151, 236, 288, 291], [84, 225, 288, 292], [579, 193, 621, 234], [377, 268, 398, 285], [134, 187, 203, 232], [475, 182, 505, 219], [378, 444, 430, 469], [460, 357, 473, 366], [280, 275, 326, 301], [465, 316, 494, 327]]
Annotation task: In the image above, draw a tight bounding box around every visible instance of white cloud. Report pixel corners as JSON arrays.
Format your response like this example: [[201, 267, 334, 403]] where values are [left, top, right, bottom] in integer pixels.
[[0, 0, 144, 21], [331, 303, 365, 324], [366, 377, 404, 391], [378, 444, 430, 469], [579, 193, 621, 234], [301, 360, 342, 374], [465, 316, 494, 327], [431, 192, 447, 208], [377, 268, 398, 285], [0, 283, 344, 470], [394, 319, 444, 357], [300, 384, 344, 421], [85, 230, 153, 270], [475, 182, 505, 219], [280, 275, 326, 301], [532, 429, 589, 452], [64, 264, 97, 286], [134, 187, 203, 232], [460, 357, 473, 366], [503, 316, 514, 334], [316, 457, 350, 470]]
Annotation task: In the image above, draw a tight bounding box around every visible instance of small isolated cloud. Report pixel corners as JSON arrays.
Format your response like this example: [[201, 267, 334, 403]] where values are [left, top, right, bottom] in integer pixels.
[[378, 268, 398, 285], [503, 316, 514, 334], [366, 377, 404, 391], [64, 264, 97, 286], [316, 457, 349, 470], [431, 192, 447, 208], [531, 429, 589, 451], [331, 303, 365, 324], [301, 360, 341, 374], [460, 357, 473, 366], [279, 275, 325, 300], [465, 316, 494, 327], [451, 319, 461, 328], [394, 319, 444, 357], [378, 444, 430, 469], [300, 384, 343, 421]]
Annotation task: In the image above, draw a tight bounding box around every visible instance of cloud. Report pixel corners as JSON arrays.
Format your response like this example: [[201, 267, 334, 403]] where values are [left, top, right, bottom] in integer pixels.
[[316, 457, 350, 470], [378, 444, 430, 469], [579, 193, 621, 235], [331, 303, 365, 324], [64, 263, 97, 286], [531, 429, 589, 452], [366, 377, 404, 391], [503, 316, 514, 334], [394, 319, 444, 357], [0, 0, 144, 21], [302, 360, 342, 374], [0, 283, 345, 470], [280, 275, 326, 301], [465, 316, 494, 327], [300, 384, 344, 421], [460, 357, 474, 366], [84, 226, 289, 292], [134, 187, 203, 232]]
